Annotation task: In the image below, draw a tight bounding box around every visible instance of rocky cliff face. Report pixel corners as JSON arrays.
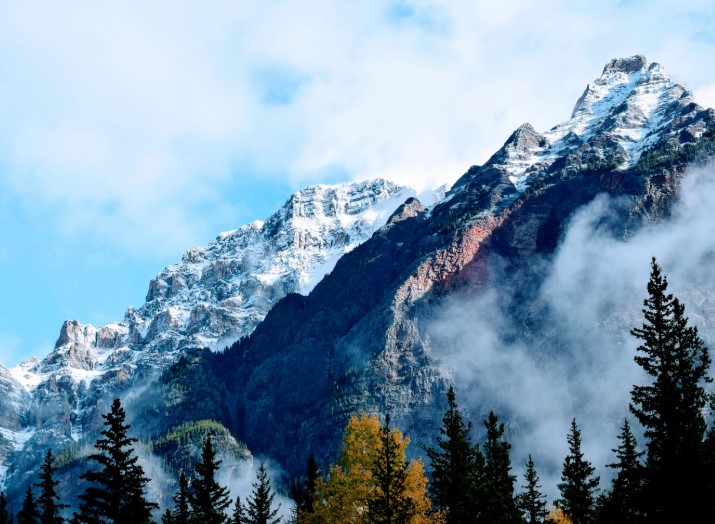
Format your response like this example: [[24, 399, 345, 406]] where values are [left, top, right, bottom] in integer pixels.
[[0, 178, 429, 495], [162, 56, 715, 475], [1, 56, 714, 505]]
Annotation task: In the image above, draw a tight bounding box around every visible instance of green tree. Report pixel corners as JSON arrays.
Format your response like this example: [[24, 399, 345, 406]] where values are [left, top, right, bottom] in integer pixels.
[[163, 470, 190, 524], [598, 420, 643, 524], [555, 419, 599, 524], [231, 495, 246, 524], [17, 486, 39, 524], [246, 462, 281, 524], [516, 455, 547, 524], [0, 491, 12, 524], [629, 258, 712, 522], [480, 411, 519, 524], [35, 450, 66, 524], [366, 414, 416, 524], [424, 386, 481, 524], [77, 398, 157, 523], [189, 436, 231, 524], [162, 509, 176, 524]]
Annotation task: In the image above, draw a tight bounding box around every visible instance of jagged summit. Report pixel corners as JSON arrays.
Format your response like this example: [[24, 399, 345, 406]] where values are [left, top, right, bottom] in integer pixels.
[[601, 54, 648, 75], [483, 55, 707, 192]]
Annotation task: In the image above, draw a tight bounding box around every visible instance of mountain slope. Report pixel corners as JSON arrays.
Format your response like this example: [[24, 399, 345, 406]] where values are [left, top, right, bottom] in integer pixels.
[[164, 56, 715, 475], [0, 178, 435, 492]]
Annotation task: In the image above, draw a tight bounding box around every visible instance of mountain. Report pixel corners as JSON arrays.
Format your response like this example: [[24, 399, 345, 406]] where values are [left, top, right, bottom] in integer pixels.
[[1, 55, 714, 509], [150, 55, 715, 475], [0, 178, 441, 497]]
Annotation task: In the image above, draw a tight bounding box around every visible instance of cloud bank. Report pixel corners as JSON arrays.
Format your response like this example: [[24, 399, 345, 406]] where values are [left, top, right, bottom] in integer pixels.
[[430, 166, 715, 502]]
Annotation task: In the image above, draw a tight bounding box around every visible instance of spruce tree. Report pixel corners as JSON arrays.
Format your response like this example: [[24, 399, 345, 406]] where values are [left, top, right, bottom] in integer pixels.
[[35, 450, 66, 524], [555, 419, 599, 524], [600, 420, 643, 524], [424, 386, 481, 524], [168, 470, 190, 524], [17, 486, 39, 524], [516, 455, 547, 524], [301, 454, 319, 515], [161, 509, 176, 524], [246, 462, 280, 524], [231, 496, 246, 524], [366, 414, 415, 524], [480, 411, 519, 524], [189, 436, 231, 524], [0, 492, 12, 524], [77, 398, 157, 524], [629, 258, 712, 522]]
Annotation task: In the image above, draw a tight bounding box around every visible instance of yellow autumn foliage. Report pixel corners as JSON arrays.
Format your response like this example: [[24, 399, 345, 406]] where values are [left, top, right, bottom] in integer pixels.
[[547, 506, 573, 524], [305, 413, 435, 524]]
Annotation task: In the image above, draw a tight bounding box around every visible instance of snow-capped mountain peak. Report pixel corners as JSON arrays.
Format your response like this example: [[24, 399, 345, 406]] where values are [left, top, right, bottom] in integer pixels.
[[492, 56, 701, 191]]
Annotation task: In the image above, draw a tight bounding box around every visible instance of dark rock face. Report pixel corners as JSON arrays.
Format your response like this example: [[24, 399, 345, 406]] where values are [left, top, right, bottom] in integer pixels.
[[158, 57, 715, 477]]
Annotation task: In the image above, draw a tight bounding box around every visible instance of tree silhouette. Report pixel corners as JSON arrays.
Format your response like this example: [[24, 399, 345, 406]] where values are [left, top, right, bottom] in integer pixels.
[[555, 419, 599, 524], [246, 462, 280, 524], [77, 398, 157, 523], [189, 436, 231, 524]]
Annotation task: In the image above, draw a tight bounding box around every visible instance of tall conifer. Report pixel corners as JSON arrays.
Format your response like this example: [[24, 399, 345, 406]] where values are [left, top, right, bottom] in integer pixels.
[[77, 398, 157, 524], [17, 487, 39, 524], [0, 491, 12, 524], [555, 419, 599, 524], [425, 386, 481, 524], [516, 455, 547, 524], [629, 258, 712, 522], [480, 411, 519, 524], [246, 462, 280, 524], [189, 436, 231, 524], [35, 450, 66, 524]]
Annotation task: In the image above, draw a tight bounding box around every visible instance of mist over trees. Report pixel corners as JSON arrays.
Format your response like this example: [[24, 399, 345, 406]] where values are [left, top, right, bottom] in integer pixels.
[[2, 258, 714, 523]]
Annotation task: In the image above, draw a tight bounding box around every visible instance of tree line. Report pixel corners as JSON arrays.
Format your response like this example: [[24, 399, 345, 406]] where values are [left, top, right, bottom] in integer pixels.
[[2, 257, 714, 523]]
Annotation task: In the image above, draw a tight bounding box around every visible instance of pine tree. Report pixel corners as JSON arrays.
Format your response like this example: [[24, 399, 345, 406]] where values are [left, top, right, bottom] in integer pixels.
[[301, 455, 319, 515], [35, 450, 66, 524], [167, 470, 190, 524], [366, 414, 415, 524], [231, 496, 246, 524], [246, 462, 281, 524], [162, 509, 176, 524], [17, 486, 39, 524], [480, 411, 519, 524], [0, 492, 12, 524], [599, 420, 643, 524], [516, 455, 547, 524], [555, 419, 599, 524], [77, 398, 157, 524], [629, 258, 712, 522], [189, 436, 231, 524], [424, 386, 481, 524]]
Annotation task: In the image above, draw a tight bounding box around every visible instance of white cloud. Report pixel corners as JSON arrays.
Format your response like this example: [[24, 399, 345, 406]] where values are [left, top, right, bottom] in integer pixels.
[[0, 0, 714, 259], [429, 165, 715, 502]]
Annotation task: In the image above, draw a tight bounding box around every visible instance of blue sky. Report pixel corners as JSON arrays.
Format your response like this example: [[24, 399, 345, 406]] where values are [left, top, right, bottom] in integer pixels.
[[1, 0, 715, 366]]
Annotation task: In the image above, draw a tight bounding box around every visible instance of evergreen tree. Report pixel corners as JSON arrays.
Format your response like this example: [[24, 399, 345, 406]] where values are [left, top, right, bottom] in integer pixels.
[[598, 420, 643, 524], [35, 450, 66, 524], [516, 455, 547, 524], [231, 496, 246, 524], [424, 386, 481, 524], [555, 419, 599, 524], [480, 411, 519, 524], [162, 509, 176, 524], [0, 492, 12, 524], [189, 436, 231, 524], [168, 470, 190, 524], [246, 462, 280, 524], [77, 398, 157, 523], [629, 258, 712, 522], [17, 487, 39, 524], [366, 414, 415, 524]]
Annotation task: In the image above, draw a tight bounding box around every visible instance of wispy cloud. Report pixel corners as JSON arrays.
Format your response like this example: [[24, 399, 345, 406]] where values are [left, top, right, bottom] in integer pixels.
[[429, 166, 715, 502]]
